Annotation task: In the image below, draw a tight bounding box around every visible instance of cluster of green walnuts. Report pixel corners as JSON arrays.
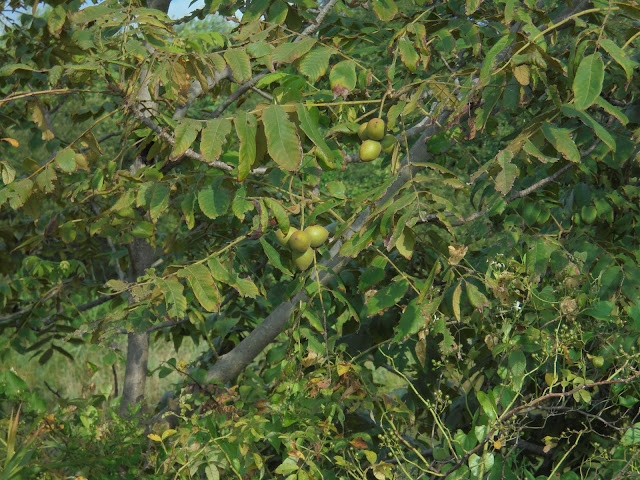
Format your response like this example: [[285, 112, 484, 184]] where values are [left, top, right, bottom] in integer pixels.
[[357, 118, 397, 162], [276, 225, 329, 271]]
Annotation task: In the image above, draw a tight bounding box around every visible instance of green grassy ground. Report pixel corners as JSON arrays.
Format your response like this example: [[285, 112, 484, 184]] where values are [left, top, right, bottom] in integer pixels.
[[1, 333, 208, 410]]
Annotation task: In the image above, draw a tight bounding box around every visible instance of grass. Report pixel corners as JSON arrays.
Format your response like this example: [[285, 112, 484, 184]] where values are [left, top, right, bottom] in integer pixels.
[[1, 333, 209, 411]]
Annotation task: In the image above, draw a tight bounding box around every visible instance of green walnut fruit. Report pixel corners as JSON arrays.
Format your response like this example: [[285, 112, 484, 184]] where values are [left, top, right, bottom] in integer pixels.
[[380, 134, 397, 153], [590, 355, 605, 368], [359, 140, 382, 162], [357, 123, 369, 141], [305, 225, 329, 248], [288, 230, 311, 253], [366, 118, 385, 141], [293, 248, 314, 271], [276, 227, 297, 246], [581, 205, 597, 224]]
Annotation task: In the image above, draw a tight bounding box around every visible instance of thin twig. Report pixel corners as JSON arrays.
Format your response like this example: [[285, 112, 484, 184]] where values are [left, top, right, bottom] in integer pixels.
[[208, 71, 269, 119], [44, 381, 62, 398]]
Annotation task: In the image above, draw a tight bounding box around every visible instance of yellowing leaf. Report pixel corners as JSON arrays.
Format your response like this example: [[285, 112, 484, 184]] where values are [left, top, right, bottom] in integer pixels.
[[172, 119, 202, 157], [513, 64, 530, 86], [224, 48, 252, 83], [329, 60, 356, 99], [395, 227, 415, 260], [1, 138, 19, 147], [271, 37, 315, 65], [299, 46, 333, 82], [372, 0, 397, 21], [398, 38, 419, 72], [201, 118, 231, 165]]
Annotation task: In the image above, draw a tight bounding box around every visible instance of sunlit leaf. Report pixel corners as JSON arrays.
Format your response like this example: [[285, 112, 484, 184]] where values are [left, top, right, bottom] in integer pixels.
[[262, 104, 302, 171], [178, 264, 220, 312]]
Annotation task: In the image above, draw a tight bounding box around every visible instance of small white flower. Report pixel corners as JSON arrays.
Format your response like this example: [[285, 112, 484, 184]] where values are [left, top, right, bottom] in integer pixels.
[[513, 301, 522, 311]]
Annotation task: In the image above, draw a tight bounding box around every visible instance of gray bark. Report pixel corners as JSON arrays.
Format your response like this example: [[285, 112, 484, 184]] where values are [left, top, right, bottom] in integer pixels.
[[119, 239, 155, 417]]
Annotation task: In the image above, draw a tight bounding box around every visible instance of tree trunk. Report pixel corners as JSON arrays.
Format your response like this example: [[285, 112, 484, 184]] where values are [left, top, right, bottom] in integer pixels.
[[119, 0, 172, 417], [119, 239, 155, 417]]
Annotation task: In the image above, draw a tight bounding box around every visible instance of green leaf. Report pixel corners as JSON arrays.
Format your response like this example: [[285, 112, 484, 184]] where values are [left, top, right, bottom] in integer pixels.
[[329, 60, 357, 99], [1, 161, 15, 185], [224, 48, 252, 82], [480, 34, 515, 82], [274, 457, 299, 475], [59, 221, 77, 243], [132, 221, 154, 238], [526, 238, 552, 274], [394, 298, 422, 340], [9, 178, 34, 210], [3, 370, 28, 395], [358, 256, 387, 291], [242, 0, 270, 22], [267, 0, 287, 24], [466, 282, 489, 310], [271, 37, 316, 65], [55, 148, 76, 173], [466, 0, 483, 14], [599, 38, 637, 82], [572, 53, 604, 110], [299, 46, 333, 82], [372, 0, 398, 21], [232, 185, 254, 220], [395, 227, 415, 260], [508, 350, 526, 377], [198, 182, 231, 219], [523, 139, 557, 163], [594, 96, 628, 126], [235, 111, 257, 181], [263, 198, 289, 233], [582, 301, 614, 320], [560, 104, 616, 151], [178, 264, 220, 312], [156, 277, 187, 319], [234, 277, 259, 298], [494, 149, 517, 195], [201, 118, 231, 164], [477, 391, 497, 421], [295, 104, 334, 168], [36, 165, 58, 193], [207, 256, 234, 284], [541, 123, 580, 163], [398, 38, 419, 72], [262, 104, 302, 171], [452, 282, 462, 322], [48, 5, 66, 35], [259, 237, 293, 276], [621, 423, 640, 446], [149, 183, 170, 222], [366, 280, 409, 316], [0, 63, 40, 77], [172, 119, 201, 157]]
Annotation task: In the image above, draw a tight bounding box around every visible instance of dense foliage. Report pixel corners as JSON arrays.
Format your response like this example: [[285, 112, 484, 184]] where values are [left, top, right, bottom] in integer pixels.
[[1, 0, 640, 478]]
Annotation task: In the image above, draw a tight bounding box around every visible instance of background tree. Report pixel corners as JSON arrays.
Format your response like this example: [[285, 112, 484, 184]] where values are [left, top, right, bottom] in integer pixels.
[[1, 0, 640, 478]]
